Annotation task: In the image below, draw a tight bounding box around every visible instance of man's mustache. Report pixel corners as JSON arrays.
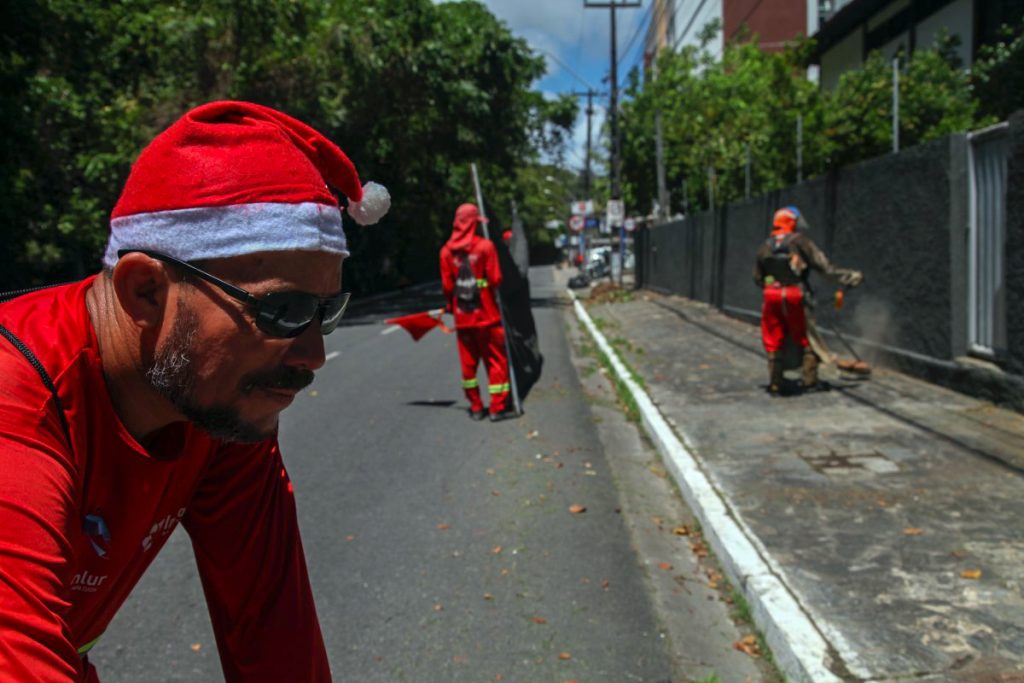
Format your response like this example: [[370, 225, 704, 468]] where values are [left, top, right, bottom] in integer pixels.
[[242, 367, 315, 393]]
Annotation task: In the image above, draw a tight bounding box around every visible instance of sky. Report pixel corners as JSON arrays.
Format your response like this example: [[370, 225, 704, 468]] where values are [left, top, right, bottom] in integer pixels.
[[438, 0, 652, 176]]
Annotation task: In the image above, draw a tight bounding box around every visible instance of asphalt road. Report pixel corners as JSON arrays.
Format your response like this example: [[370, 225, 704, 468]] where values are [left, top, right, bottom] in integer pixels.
[[90, 267, 762, 682]]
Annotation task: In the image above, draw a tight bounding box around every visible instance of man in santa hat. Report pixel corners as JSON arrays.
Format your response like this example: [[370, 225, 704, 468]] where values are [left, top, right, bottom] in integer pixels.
[[0, 101, 390, 681], [439, 204, 514, 422], [754, 206, 862, 394]]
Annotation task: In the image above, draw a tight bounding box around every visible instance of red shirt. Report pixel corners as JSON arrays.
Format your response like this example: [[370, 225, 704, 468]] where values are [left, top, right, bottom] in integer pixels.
[[439, 236, 503, 329], [0, 278, 330, 682]]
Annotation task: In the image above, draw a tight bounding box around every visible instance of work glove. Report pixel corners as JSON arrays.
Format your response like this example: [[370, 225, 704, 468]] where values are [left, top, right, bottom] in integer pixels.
[[839, 271, 864, 288]]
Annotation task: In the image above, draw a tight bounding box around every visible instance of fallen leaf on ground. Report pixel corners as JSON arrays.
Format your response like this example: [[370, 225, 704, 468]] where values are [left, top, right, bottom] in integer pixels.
[[691, 542, 709, 558], [500, 568, 510, 576], [601, 579, 610, 589], [453, 655, 468, 664], [483, 593, 494, 600], [532, 617, 547, 624], [583, 462, 592, 469], [569, 504, 587, 514], [960, 569, 982, 579], [526, 430, 539, 439], [433, 604, 443, 611], [491, 490, 501, 496], [648, 465, 668, 479], [492, 545, 503, 554], [733, 635, 761, 657], [345, 534, 356, 541], [903, 527, 924, 536], [558, 652, 572, 660], [190, 643, 201, 652], [658, 562, 673, 571], [436, 523, 450, 530], [495, 675, 504, 681], [486, 468, 496, 476], [672, 526, 690, 536]]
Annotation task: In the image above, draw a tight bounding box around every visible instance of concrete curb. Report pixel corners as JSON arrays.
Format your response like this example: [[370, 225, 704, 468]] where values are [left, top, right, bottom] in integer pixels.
[[570, 290, 843, 683]]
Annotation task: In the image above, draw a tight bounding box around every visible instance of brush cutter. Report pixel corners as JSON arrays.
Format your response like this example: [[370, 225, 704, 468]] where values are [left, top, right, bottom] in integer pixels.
[[832, 288, 871, 376]]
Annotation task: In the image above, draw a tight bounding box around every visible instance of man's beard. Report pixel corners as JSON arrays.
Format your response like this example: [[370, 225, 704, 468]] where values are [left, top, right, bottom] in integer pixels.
[[145, 304, 314, 443]]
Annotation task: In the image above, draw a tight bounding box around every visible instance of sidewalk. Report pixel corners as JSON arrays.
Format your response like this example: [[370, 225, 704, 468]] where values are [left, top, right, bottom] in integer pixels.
[[572, 283, 1024, 682]]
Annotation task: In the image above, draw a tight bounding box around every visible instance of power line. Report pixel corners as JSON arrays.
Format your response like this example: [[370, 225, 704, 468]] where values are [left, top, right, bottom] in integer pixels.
[[616, 0, 656, 69], [533, 45, 597, 90], [672, 0, 715, 52]]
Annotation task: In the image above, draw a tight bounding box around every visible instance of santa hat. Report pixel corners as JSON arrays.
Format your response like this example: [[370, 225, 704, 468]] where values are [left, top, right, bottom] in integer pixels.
[[103, 100, 390, 267]]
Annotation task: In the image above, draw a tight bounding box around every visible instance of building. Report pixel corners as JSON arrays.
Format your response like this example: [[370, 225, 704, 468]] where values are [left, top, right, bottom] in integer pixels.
[[813, 0, 1024, 90], [645, 0, 820, 63]]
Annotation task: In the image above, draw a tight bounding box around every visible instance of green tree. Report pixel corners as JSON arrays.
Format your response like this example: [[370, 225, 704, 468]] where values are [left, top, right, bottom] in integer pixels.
[[618, 25, 991, 219], [825, 36, 989, 167], [972, 19, 1024, 121], [0, 0, 577, 292]]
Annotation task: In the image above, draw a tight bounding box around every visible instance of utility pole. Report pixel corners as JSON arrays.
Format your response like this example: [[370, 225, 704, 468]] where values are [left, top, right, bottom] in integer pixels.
[[585, 0, 640, 285], [570, 89, 606, 272], [570, 89, 607, 200]]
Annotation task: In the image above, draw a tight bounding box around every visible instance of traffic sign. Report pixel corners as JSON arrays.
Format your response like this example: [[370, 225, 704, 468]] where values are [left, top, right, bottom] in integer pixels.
[[569, 215, 585, 232], [624, 217, 636, 232], [570, 200, 594, 216], [606, 199, 624, 227]]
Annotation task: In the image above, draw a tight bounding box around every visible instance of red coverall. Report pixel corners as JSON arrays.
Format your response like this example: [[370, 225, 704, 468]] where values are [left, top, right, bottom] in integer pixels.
[[0, 278, 330, 682], [440, 204, 509, 415]]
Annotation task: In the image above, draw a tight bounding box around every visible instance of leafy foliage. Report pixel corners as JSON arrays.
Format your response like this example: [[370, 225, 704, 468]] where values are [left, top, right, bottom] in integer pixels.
[[0, 0, 576, 291], [972, 19, 1024, 122], [619, 26, 993, 216]]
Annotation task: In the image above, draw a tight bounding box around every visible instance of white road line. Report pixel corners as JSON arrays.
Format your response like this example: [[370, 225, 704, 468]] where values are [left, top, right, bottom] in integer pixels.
[[380, 325, 401, 335], [570, 289, 841, 683], [325, 351, 340, 361]]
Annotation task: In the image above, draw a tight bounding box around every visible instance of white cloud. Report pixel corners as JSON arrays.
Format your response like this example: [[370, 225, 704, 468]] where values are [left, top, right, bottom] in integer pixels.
[[435, 0, 646, 175]]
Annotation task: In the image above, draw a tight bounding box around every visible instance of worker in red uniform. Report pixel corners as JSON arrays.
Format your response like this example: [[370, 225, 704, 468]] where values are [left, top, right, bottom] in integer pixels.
[[439, 204, 513, 422], [0, 101, 391, 681], [753, 206, 862, 394]]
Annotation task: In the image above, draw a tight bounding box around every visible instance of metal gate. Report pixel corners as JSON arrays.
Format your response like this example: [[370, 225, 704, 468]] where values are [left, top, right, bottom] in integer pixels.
[[967, 123, 1009, 358]]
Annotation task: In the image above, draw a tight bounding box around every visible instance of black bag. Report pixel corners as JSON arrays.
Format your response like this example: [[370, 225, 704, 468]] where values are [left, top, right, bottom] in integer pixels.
[[453, 253, 481, 312]]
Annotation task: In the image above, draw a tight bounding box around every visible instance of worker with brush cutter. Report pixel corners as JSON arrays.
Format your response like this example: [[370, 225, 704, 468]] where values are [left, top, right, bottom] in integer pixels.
[[753, 206, 863, 394]]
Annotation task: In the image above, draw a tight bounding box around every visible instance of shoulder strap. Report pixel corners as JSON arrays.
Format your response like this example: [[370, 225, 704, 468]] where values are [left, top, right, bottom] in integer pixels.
[[0, 323, 74, 452], [0, 281, 75, 304]]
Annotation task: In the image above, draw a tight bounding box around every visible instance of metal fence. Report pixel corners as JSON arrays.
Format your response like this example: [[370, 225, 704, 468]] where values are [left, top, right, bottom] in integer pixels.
[[968, 122, 1010, 359]]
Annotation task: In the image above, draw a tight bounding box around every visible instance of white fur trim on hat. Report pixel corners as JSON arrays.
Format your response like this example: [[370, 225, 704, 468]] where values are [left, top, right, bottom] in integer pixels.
[[103, 202, 347, 267], [346, 181, 391, 226]]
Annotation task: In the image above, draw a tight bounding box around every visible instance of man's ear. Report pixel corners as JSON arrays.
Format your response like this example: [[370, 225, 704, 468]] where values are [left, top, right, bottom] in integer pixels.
[[110, 253, 174, 329]]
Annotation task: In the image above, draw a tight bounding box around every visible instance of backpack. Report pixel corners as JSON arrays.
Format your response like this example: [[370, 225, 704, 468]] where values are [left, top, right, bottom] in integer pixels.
[[453, 253, 481, 312], [764, 232, 807, 280]]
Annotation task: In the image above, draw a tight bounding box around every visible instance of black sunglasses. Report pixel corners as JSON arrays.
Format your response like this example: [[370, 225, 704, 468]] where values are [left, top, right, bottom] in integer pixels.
[[117, 249, 350, 338]]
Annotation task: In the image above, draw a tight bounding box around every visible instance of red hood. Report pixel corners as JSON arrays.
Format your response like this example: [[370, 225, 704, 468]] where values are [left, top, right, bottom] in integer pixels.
[[446, 203, 485, 252]]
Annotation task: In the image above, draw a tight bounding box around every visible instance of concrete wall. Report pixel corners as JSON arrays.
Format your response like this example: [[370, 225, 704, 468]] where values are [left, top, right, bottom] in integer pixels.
[[637, 122, 1024, 410]]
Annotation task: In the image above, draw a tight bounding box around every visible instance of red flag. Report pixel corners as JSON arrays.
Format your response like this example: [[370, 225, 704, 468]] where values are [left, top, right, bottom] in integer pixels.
[[385, 311, 451, 341]]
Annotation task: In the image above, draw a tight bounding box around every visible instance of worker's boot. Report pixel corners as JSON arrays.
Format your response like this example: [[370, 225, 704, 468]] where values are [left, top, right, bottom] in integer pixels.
[[801, 348, 819, 390], [767, 352, 783, 395]]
